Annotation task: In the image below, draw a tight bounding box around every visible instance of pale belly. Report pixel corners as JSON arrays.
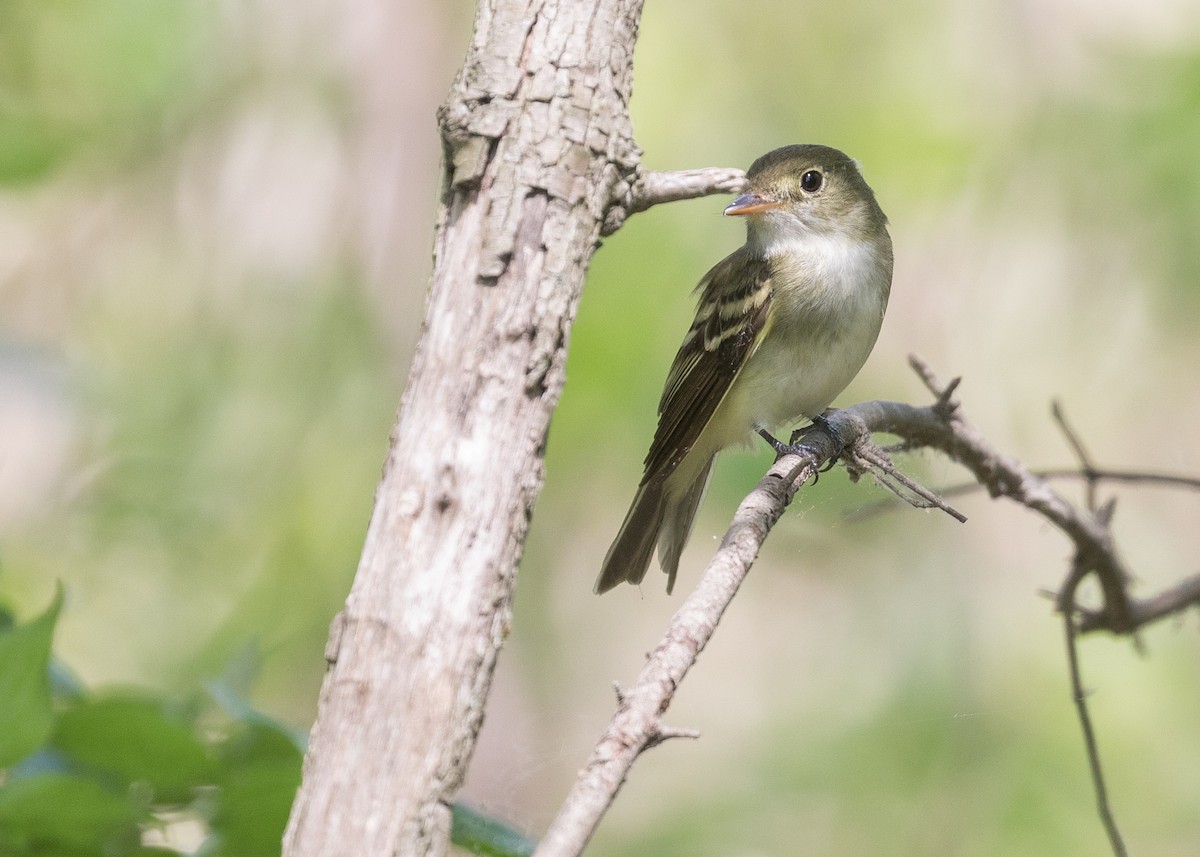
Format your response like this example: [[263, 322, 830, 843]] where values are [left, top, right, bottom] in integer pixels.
[[703, 304, 884, 451]]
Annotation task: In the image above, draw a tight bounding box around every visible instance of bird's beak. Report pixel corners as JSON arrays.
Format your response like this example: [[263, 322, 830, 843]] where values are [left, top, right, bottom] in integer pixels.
[[724, 192, 782, 217]]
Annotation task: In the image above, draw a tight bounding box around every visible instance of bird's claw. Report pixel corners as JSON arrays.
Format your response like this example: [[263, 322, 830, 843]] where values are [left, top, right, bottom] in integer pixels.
[[757, 428, 821, 464], [758, 414, 845, 473]]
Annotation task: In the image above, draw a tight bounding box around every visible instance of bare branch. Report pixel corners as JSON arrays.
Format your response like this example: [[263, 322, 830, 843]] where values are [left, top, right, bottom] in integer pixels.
[[534, 452, 818, 856], [535, 381, 981, 854], [835, 360, 1197, 641], [843, 431, 967, 522], [646, 724, 703, 748], [1053, 400, 1101, 512], [632, 168, 747, 212], [1078, 570, 1200, 633], [898, 356, 1136, 632], [1061, 560, 1129, 857], [849, 388, 1200, 643], [857, 468, 1200, 515], [541, 355, 1198, 854], [1033, 468, 1200, 492], [602, 166, 748, 235]]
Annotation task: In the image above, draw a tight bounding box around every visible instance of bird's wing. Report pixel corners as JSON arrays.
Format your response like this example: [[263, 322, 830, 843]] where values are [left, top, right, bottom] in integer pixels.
[[642, 246, 773, 483]]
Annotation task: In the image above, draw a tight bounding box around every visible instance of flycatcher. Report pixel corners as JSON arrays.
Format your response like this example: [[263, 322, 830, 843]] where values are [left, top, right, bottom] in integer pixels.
[[595, 144, 893, 595]]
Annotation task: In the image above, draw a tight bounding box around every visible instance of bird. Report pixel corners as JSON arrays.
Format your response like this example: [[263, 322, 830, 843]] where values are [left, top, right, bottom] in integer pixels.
[[595, 144, 893, 595]]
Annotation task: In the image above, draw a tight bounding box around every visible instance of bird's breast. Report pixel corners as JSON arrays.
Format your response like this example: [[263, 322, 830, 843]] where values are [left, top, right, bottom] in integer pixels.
[[712, 234, 890, 445]]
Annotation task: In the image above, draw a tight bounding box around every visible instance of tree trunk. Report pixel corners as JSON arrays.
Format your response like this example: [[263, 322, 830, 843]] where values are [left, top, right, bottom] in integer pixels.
[[282, 0, 643, 855]]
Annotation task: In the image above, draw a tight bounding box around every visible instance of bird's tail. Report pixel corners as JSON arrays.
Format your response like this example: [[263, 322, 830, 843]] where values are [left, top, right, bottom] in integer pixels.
[[594, 480, 664, 594], [657, 458, 713, 594], [594, 457, 715, 595]]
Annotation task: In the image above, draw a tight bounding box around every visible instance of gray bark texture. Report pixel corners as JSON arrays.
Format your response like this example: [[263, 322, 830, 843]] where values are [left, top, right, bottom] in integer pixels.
[[281, 0, 644, 854]]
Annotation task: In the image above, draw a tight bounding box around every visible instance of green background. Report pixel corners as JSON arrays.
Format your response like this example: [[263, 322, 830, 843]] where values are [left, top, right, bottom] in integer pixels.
[[1, 0, 1198, 853]]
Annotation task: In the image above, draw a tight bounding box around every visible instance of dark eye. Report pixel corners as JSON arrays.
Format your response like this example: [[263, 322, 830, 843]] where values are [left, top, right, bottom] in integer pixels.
[[800, 170, 823, 193]]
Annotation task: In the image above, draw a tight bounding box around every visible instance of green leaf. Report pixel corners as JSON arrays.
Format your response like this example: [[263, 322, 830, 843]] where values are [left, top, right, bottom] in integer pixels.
[[0, 772, 142, 853], [0, 588, 62, 766], [52, 695, 213, 803], [218, 719, 304, 770], [205, 708, 303, 857], [210, 759, 301, 857], [451, 803, 537, 857]]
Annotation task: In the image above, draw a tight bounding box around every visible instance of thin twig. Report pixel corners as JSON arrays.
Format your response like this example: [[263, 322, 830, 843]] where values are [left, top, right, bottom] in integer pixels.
[[1031, 468, 1200, 492], [1061, 561, 1129, 857], [540, 382, 995, 855], [646, 724, 703, 748], [844, 436, 967, 522], [1053, 400, 1100, 512], [602, 166, 748, 235], [867, 468, 1200, 508], [631, 167, 747, 212]]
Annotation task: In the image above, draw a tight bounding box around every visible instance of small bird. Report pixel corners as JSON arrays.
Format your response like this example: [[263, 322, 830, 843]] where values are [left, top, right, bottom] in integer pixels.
[[595, 144, 893, 595]]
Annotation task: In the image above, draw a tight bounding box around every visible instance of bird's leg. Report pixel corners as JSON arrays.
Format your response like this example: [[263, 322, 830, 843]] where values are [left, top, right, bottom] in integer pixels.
[[758, 412, 846, 472], [757, 427, 826, 483], [758, 427, 826, 460], [757, 428, 797, 458]]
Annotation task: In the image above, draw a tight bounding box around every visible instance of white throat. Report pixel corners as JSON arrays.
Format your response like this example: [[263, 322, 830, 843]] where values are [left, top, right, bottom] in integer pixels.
[[756, 221, 881, 299]]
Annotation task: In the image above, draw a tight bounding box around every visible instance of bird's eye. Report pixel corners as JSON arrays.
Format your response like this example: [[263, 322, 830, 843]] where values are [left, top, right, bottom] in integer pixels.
[[800, 170, 823, 193]]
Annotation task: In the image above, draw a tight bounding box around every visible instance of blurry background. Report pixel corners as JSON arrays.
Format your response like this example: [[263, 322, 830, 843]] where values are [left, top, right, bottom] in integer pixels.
[[2, 0, 1199, 853]]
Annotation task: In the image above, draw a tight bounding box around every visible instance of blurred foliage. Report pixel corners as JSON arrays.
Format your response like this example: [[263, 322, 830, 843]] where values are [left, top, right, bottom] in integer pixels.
[[0, 593, 303, 856], [0, 0, 1198, 855], [0, 0, 201, 183], [0, 587, 59, 766], [1032, 47, 1200, 313], [0, 592, 534, 857]]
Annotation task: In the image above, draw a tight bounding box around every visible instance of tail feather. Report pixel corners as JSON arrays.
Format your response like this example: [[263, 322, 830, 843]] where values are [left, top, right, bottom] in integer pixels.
[[594, 481, 665, 594], [596, 456, 716, 595], [657, 458, 714, 594]]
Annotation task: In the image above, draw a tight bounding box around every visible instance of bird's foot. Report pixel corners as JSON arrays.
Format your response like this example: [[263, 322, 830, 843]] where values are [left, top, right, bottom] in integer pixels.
[[758, 427, 825, 483], [758, 428, 820, 461], [758, 414, 845, 473], [758, 428, 791, 456]]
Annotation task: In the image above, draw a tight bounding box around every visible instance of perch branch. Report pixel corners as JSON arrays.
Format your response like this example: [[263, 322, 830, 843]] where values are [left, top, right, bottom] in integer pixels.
[[533, 451, 817, 856], [536, 382, 967, 855], [543, 354, 1199, 854]]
